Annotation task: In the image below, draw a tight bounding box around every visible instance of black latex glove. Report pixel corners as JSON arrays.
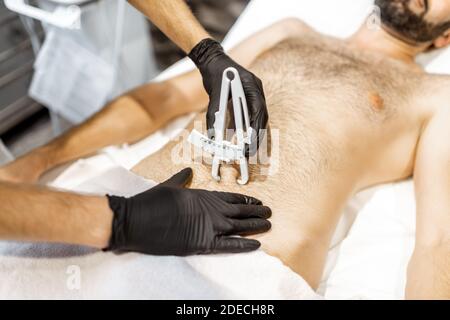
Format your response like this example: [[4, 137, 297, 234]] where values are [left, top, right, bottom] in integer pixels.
[[105, 168, 271, 256], [188, 38, 268, 154]]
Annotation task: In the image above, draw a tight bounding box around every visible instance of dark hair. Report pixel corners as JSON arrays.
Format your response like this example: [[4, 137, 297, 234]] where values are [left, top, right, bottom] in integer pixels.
[[375, 0, 450, 43]]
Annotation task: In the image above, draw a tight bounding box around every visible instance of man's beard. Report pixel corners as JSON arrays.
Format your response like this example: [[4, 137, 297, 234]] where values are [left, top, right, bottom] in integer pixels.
[[375, 0, 450, 44]]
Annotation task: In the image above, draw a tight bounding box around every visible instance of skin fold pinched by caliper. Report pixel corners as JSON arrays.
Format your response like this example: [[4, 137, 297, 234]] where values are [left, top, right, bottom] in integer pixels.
[[188, 67, 254, 185]]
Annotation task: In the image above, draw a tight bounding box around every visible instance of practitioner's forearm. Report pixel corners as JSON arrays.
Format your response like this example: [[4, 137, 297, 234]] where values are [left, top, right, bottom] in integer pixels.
[[128, 0, 209, 53], [0, 181, 112, 248]]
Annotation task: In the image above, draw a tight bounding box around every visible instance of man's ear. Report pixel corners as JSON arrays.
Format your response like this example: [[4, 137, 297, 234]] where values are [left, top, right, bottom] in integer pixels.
[[433, 29, 450, 48]]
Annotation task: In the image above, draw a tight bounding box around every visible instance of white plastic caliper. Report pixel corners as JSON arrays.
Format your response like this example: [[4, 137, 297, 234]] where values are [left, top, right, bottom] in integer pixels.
[[188, 67, 254, 185]]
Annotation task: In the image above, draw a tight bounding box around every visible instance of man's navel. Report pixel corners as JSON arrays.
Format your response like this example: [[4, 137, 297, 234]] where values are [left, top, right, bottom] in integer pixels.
[[368, 92, 385, 112]]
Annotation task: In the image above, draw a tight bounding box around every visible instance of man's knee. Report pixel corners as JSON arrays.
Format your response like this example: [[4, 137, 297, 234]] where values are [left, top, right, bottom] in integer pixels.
[[128, 81, 188, 121]]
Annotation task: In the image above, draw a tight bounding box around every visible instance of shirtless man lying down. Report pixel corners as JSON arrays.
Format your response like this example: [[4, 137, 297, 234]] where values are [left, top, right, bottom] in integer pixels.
[[1, 0, 449, 299]]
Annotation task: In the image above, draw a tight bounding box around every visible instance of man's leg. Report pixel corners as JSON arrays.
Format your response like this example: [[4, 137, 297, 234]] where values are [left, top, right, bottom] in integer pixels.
[[0, 71, 206, 183]]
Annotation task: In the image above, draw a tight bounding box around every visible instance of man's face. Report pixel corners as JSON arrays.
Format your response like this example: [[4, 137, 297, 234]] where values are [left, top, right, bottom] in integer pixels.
[[375, 0, 450, 44]]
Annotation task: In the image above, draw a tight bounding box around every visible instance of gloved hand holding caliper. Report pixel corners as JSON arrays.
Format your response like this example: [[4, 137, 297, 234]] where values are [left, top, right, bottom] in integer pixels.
[[188, 67, 255, 185]]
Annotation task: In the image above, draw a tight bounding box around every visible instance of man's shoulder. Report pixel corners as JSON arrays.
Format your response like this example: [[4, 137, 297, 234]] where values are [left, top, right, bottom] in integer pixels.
[[274, 17, 320, 39], [428, 73, 450, 84], [417, 74, 450, 118], [424, 74, 450, 97]]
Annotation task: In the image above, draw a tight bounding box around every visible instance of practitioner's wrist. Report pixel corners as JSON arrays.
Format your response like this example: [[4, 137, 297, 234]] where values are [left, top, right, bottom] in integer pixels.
[[85, 195, 114, 249], [103, 195, 127, 252], [188, 38, 225, 68]]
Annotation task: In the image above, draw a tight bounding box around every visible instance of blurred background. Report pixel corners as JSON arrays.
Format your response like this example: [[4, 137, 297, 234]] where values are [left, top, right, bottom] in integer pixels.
[[0, 0, 249, 163]]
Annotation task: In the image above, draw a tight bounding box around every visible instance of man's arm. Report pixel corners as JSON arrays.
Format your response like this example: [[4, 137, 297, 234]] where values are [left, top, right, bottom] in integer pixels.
[[406, 106, 450, 299], [0, 181, 112, 248], [0, 19, 303, 184], [128, 0, 209, 53]]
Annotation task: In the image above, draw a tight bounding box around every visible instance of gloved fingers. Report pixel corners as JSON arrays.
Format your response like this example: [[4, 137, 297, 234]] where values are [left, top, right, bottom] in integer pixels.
[[248, 100, 269, 155], [227, 218, 271, 236], [159, 168, 193, 188], [251, 110, 269, 138], [229, 204, 272, 219], [212, 191, 262, 205], [213, 237, 261, 253]]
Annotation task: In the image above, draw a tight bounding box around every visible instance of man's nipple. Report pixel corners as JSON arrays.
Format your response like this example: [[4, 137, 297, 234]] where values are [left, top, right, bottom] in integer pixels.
[[368, 92, 385, 112]]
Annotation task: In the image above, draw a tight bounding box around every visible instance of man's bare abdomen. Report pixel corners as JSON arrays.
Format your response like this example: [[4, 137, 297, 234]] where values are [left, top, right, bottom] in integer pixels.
[[133, 38, 427, 288]]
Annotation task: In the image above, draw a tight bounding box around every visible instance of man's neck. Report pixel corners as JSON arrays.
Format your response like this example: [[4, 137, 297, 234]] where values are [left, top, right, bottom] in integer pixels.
[[348, 24, 428, 66]]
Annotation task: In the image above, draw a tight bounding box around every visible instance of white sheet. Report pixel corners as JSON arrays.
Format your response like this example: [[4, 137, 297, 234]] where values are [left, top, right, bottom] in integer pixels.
[[2, 0, 450, 299], [322, 182, 416, 299], [0, 167, 319, 300]]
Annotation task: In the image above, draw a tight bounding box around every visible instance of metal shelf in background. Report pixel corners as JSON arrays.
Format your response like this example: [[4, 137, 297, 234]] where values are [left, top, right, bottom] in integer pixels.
[[0, 60, 34, 90], [0, 95, 41, 134], [0, 38, 33, 64]]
